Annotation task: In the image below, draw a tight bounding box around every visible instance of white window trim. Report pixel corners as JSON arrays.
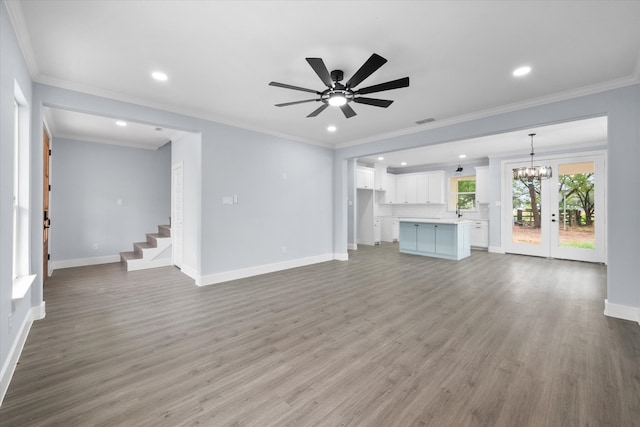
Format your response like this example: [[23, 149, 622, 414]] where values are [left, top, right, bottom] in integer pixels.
[[448, 175, 478, 212], [12, 81, 32, 300]]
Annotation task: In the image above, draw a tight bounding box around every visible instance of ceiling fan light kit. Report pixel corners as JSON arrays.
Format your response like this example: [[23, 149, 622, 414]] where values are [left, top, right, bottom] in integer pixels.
[[269, 53, 410, 118]]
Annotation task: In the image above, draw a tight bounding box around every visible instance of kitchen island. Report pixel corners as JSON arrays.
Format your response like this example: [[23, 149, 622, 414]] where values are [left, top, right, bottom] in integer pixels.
[[399, 218, 472, 260]]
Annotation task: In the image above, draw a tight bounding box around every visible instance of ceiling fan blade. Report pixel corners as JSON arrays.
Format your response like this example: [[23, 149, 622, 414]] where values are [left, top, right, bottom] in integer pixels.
[[306, 58, 334, 88], [356, 77, 410, 95], [345, 53, 387, 88], [269, 81, 320, 94], [275, 99, 319, 107], [307, 103, 329, 117], [353, 97, 394, 108], [340, 103, 357, 118]]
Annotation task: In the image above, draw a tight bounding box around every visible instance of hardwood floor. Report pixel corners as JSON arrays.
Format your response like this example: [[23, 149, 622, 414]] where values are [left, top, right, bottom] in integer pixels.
[[2, 244, 639, 426]]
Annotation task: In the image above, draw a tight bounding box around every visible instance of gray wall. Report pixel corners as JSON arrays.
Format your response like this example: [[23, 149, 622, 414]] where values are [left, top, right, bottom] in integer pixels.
[[50, 138, 171, 263], [200, 126, 334, 275], [1, 0, 35, 396], [31, 83, 335, 283]]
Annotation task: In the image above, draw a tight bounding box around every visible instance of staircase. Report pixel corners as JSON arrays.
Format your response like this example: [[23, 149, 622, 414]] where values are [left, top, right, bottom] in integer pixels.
[[120, 224, 172, 271]]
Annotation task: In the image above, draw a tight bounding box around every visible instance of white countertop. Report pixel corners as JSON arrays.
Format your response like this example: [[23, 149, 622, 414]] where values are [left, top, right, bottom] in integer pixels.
[[398, 217, 472, 224]]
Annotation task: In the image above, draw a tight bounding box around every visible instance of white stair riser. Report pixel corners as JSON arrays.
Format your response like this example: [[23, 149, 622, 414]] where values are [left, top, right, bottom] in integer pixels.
[[134, 238, 171, 259], [121, 225, 172, 271]]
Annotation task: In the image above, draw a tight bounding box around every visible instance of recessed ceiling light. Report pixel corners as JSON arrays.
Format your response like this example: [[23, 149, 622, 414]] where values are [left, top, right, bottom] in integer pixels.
[[152, 71, 168, 81], [401, 162, 407, 166], [116, 120, 127, 127], [327, 125, 337, 132], [459, 154, 466, 159], [513, 66, 531, 77], [378, 156, 384, 161]]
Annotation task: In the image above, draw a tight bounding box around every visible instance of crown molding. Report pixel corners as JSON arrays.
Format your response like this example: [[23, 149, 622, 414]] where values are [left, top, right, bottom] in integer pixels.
[[54, 134, 165, 151], [4, 0, 39, 78], [35, 74, 334, 149]]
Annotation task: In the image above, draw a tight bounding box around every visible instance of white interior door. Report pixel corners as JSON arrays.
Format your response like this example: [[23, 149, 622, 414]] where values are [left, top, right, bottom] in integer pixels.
[[503, 152, 605, 263], [171, 162, 184, 269]]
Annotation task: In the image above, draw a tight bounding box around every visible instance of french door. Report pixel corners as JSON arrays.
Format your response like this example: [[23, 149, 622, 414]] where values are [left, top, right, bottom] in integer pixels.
[[504, 153, 605, 263]]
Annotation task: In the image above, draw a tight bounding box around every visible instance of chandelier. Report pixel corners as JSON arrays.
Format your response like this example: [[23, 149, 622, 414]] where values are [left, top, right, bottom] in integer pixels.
[[512, 133, 552, 180]]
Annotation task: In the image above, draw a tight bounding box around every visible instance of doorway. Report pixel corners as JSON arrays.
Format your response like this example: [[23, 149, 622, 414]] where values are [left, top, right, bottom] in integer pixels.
[[503, 152, 606, 263], [43, 127, 51, 280]]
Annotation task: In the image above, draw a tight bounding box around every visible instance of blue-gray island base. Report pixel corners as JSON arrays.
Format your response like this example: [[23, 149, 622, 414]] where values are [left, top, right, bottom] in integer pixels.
[[399, 218, 472, 260]]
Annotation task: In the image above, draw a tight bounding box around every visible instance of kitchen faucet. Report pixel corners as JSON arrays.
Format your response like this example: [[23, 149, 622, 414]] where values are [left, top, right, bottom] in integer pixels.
[[455, 203, 463, 218]]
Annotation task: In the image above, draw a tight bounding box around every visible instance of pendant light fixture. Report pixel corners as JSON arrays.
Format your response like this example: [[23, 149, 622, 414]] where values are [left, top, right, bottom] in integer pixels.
[[512, 133, 552, 180]]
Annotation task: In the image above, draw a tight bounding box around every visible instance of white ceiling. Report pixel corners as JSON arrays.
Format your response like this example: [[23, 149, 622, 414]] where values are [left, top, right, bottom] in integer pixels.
[[7, 1, 640, 155], [43, 108, 187, 150]]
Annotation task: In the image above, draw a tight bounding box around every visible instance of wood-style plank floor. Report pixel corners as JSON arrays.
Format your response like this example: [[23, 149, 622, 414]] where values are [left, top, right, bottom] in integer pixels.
[[2, 244, 639, 426]]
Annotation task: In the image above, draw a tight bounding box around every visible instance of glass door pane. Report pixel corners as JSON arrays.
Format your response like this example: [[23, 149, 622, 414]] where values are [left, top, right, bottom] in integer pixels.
[[505, 163, 550, 258], [557, 162, 595, 249], [512, 174, 543, 245], [550, 156, 604, 263]]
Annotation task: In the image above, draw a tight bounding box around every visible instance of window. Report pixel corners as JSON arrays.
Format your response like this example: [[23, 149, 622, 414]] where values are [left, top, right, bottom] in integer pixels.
[[12, 82, 34, 300], [449, 176, 476, 211]]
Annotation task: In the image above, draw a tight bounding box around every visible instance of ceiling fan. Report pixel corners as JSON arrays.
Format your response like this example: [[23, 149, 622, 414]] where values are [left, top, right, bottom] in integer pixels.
[[269, 53, 410, 118]]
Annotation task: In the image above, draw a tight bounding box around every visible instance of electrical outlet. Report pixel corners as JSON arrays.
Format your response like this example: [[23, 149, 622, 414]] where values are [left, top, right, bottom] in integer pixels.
[[93, 243, 99, 250], [282, 246, 287, 254]]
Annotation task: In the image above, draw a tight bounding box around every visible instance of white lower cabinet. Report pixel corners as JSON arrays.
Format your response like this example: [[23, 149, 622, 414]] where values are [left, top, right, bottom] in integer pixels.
[[470, 220, 489, 248], [381, 216, 400, 242]]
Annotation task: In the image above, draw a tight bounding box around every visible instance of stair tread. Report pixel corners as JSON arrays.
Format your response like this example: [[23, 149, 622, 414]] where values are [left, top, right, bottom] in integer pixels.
[[147, 233, 169, 239], [123, 224, 172, 271], [120, 251, 141, 260], [135, 242, 155, 249]]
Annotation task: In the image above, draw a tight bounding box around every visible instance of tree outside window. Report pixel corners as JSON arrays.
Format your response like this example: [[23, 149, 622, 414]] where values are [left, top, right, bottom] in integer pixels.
[[449, 176, 476, 211]]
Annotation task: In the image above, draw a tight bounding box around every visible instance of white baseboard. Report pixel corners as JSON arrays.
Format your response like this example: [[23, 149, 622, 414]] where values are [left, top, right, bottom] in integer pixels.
[[348, 243, 357, 250], [604, 299, 640, 324], [125, 256, 172, 271], [50, 255, 120, 271], [196, 253, 337, 286], [488, 246, 505, 254], [334, 252, 349, 261], [179, 264, 199, 282], [1, 304, 45, 406]]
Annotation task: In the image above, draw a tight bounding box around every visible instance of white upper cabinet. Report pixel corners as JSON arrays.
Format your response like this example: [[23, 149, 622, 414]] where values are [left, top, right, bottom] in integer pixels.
[[395, 171, 444, 204], [374, 164, 387, 191], [385, 174, 397, 203], [356, 166, 375, 189], [475, 166, 489, 204], [396, 174, 417, 203]]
